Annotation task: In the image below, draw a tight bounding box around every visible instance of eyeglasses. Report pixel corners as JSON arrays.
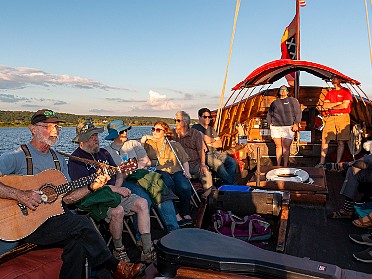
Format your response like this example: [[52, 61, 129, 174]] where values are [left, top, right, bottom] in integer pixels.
[[202, 115, 213, 119], [175, 119, 183, 123], [151, 127, 164, 133], [279, 88, 288, 92], [35, 124, 62, 130]]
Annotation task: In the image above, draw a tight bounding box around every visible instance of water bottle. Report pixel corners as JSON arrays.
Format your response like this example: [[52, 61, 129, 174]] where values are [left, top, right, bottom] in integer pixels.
[[122, 153, 129, 162]]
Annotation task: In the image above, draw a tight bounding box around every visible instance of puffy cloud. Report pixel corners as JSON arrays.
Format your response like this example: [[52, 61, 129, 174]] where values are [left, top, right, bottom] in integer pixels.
[[0, 65, 132, 91]]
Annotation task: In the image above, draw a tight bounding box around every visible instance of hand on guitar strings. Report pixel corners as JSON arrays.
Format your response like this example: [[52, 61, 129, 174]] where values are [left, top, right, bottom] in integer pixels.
[[19, 190, 43, 211], [90, 169, 111, 191]]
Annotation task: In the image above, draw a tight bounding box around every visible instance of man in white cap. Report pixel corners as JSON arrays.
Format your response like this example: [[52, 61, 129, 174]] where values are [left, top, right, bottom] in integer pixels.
[[68, 120, 156, 264]]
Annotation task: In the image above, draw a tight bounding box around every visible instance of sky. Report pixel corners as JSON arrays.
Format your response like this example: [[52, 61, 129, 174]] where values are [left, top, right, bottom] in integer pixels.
[[0, 0, 371, 119]]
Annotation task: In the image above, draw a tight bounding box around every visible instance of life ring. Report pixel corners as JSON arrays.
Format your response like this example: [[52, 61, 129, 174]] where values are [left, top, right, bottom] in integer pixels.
[[314, 114, 325, 131], [266, 168, 310, 183]]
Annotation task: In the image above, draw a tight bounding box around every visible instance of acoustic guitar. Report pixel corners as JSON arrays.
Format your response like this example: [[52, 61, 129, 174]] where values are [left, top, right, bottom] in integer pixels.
[[0, 159, 137, 241]]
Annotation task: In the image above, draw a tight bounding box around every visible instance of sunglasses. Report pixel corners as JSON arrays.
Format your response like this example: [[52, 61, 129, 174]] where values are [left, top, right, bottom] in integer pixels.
[[152, 127, 164, 133], [119, 127, 132, 134], [175, 119, 183, 123], [202, 115, 213, 119], [280, 89, 288, 92]]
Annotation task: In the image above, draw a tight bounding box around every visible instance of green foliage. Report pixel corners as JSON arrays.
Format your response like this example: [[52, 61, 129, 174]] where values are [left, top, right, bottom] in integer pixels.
[[0, 110, 176, 127]]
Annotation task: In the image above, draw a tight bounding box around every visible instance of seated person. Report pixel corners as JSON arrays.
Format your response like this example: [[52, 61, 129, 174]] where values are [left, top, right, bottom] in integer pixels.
[[68, 121, 156, 264], [103, 119, 179, 232], [0, 110, 143, 279], [172, 111, 213, 193], [141, 121, 193, 227], [329, 154, 372, 219], [192, 108, 237, 185]]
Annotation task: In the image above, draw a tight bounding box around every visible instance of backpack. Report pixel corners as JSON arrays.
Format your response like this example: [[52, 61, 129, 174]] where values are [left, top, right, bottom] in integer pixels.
[[211, 210, 272, 242]]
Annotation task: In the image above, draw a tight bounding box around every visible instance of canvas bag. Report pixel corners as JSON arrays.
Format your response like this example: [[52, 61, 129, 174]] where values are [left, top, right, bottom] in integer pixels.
[[211, 210, 271, 242]]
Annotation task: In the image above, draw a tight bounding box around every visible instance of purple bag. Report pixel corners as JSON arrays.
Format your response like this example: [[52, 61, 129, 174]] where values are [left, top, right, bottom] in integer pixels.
[[211, 210, 271, 242]]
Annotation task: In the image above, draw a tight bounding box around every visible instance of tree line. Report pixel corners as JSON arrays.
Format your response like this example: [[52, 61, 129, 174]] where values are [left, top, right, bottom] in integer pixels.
[[0, 110, 177, 127]]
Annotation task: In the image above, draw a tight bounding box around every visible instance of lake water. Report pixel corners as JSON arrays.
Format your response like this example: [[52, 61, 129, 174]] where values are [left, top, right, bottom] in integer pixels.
[[0, 126, 153, 155]]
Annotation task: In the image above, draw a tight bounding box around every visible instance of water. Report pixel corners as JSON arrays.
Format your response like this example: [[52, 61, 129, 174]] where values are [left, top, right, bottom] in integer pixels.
[[0, 126, 153, 155]]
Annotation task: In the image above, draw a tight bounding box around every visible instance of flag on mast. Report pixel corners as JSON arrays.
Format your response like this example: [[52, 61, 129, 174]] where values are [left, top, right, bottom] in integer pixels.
[[299, 0, 306, 7], [281, 16, 297, 86]]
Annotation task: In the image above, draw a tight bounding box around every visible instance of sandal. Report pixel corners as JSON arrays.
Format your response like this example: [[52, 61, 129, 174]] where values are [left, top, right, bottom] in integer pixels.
[[352, 214, 372, 228], [327, 209, 353, 219]]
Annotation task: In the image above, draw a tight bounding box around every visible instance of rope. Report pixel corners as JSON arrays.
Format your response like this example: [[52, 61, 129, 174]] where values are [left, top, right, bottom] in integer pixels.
[[364, 0, 372, 73], [215, 0, 241, 134]]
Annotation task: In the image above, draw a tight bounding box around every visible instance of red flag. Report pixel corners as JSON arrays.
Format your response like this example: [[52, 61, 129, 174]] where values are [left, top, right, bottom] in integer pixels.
[[299, 0, 306, 7], [281, 16, 297, 86]]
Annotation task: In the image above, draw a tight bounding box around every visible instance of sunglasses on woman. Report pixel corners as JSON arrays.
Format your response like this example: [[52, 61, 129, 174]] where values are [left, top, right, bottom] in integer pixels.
[[151, 127, 164, 133]]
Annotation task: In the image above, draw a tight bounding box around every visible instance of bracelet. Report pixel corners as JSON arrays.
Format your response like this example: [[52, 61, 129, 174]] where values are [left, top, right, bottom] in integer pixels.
[[87, 183, 95, 193]]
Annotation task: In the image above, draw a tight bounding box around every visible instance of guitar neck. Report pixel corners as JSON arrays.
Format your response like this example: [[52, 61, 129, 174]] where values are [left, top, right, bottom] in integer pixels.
[[56, 166, 121, 195]]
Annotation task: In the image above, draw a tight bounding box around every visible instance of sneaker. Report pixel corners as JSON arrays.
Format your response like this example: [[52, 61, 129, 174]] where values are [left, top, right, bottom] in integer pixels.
[[140, 247, 157, 264], [113, 246, 130, 262], [315, 163, 324, 168], [349, 233, 372, 246], [112, 261, 145, 279], [353, 247, 372, 263]]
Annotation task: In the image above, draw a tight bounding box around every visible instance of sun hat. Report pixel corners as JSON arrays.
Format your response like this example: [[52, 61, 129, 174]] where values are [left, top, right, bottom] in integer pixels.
[[31, 109, 65, 125], [105, 120, 131, 140], [72, 120, 104, 143]]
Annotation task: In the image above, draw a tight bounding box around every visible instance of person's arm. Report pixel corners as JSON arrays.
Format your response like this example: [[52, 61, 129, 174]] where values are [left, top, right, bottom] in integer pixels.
[[134, 144, 152, 169], [182, 161, 192, 179], [109, 185, 131, 197], [0, 181, 42, 211]]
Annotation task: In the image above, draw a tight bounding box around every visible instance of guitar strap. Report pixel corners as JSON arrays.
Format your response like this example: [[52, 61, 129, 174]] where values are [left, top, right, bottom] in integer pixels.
[[20, 144, 61, 175]]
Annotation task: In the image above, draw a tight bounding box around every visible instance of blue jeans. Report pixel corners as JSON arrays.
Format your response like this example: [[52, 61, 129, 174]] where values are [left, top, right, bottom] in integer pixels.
[[123, 181, 179, 238], [206, 151, 237, 185], [157, 170, 192, 217]]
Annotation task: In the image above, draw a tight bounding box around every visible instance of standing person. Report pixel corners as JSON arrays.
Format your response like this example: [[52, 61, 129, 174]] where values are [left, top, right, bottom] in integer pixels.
[[104, 119, 179, 232], [68, 120, 156, 264], [172, 111, 213, 192], [192, 108, 237, 185], [0, 109, 143, 279], [141, 121, 193, 227], [266, 85, 302, 167], [316, 76, 353, 167]]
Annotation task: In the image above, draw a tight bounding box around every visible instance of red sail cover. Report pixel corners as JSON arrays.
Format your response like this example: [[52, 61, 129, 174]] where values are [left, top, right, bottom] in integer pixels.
[[231, 59, 360, 90], [281, 16, 296, 86], [299, 0, 307, 7]]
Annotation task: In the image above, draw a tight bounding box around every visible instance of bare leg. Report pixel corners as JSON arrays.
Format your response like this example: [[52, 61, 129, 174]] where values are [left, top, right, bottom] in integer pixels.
[[273, 138, 283, 166], [320, 140, 329, 165], [336, 140, 345, 163], [130, 198, 150, 234], [282, 138, 293, 167], [109, 206, 125, 239]]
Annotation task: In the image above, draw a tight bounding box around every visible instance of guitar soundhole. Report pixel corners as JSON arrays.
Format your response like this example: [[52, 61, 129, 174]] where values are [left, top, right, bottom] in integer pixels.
[[39, 184, 58, 204]]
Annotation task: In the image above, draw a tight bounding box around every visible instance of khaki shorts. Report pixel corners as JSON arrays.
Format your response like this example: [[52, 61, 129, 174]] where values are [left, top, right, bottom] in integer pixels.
[[104, 194, 139, 223], [322, 114, 350, 142], [270, 125, 295, 140]]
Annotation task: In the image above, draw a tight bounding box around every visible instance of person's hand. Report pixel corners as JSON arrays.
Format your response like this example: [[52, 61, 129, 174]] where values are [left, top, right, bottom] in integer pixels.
[[116, 187, 132, 197], [140, 135, 152, 144], [183, 171, 192, 179], [199, 164, 208, 176], [91, 173, 111, 191], [291, 123, 299, 132], [18, 190, 43, 211]]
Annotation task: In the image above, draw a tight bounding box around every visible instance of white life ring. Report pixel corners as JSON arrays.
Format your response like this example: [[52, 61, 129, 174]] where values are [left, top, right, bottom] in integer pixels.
[[266, 168, 310, 183]]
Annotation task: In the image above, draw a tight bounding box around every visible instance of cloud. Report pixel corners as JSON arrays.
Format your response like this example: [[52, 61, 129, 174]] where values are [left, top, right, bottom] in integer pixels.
[[0, 94, 28, 103], [89, 108, 112, 114], [105, 97, 147, 103], [129, 90, 190, 113], [0, 65, 133, 91]]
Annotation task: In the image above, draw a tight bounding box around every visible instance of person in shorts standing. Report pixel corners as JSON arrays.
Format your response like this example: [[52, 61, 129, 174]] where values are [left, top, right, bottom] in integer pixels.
[[267, 85, 302, 167]]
